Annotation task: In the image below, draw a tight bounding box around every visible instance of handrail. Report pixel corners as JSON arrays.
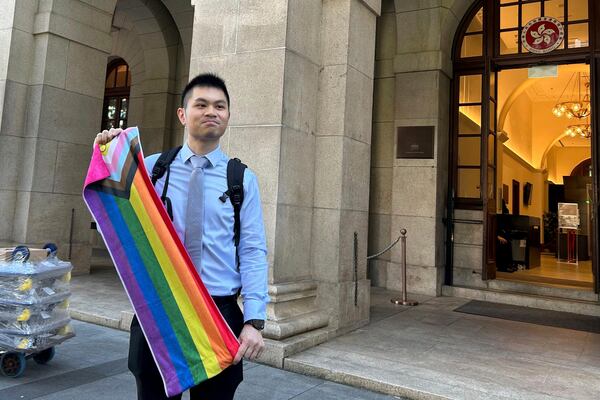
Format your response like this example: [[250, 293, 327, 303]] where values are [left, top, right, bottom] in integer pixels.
[[366, 234, 402, 260]]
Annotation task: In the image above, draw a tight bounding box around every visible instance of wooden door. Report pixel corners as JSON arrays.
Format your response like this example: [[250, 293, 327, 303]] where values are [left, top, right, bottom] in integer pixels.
[[482, 61, 498, 280], [591, 56, 599, 293]]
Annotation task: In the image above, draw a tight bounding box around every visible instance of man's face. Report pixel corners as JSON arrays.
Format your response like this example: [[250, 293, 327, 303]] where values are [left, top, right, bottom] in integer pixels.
[[179, 86, 230, 142]]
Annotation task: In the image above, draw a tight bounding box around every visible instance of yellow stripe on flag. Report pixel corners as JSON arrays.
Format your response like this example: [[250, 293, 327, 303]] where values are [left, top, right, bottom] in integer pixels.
[[129, 183, 222, 376]]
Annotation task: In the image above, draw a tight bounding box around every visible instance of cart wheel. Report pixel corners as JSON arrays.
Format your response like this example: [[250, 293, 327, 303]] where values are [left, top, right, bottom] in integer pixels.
[[11, 246, 30, 263], [43, 243, 58, 257], [0, 352, 26, 378], [33, 347, 55, 365]]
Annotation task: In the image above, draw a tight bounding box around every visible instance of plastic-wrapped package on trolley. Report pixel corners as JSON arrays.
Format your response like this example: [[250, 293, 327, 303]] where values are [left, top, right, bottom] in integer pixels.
[[0, 259, 72, 304], [0, 306, 70, 336], [0, 297, 69, 322], [0, 324, 74, 351], [0, 244, 75, 378]]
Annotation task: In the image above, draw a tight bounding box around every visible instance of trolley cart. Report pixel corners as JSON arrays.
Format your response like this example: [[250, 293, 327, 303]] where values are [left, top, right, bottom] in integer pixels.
[[0, 244, 75, 378], [0, 248, 71, 304], [0, 325, 74, 377]]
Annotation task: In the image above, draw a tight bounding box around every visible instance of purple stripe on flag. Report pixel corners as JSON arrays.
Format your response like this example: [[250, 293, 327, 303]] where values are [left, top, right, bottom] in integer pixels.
[[84, 188, 182, 394]]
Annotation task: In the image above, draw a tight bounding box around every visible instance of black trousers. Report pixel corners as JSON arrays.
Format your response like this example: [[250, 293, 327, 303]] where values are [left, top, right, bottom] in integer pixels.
[[497, 239, 513, 271], [128, 296, 244, 400]]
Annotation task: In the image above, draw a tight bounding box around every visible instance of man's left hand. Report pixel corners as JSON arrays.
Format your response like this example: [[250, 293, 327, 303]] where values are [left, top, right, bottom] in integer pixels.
[[233, 324, 264, 364]]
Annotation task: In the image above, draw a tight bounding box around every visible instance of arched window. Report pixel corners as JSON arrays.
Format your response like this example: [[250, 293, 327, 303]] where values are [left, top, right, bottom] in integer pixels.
[[102, 59, 131, 130], [452, 4, 487, 205], [451, 0, 595, 208]]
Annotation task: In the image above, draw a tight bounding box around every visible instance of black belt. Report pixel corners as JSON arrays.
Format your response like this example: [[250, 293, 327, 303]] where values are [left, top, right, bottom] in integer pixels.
[[211, 294, 239, 306]]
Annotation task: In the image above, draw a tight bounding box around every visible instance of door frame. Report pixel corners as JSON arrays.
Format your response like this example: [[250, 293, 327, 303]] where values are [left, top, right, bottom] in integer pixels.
[[512, 179, 520, 216], [447, 0, 600, 293]]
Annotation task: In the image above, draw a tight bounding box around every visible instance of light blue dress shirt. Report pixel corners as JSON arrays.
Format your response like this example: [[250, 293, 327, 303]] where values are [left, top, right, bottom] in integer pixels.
[[144, 143, 269, 322]]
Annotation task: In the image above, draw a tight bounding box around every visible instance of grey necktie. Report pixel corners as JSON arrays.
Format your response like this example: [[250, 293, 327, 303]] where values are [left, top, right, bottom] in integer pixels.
[[185, 155, 210, 273]]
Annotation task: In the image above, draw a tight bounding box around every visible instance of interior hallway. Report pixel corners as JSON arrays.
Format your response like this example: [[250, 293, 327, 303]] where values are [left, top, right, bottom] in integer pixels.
[[498, 254, 594, 289], [70, 273, 600, 399]]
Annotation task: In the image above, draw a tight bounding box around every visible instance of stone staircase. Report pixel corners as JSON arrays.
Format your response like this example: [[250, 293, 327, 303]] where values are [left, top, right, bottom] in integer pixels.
[[443, 283, 600, 316]]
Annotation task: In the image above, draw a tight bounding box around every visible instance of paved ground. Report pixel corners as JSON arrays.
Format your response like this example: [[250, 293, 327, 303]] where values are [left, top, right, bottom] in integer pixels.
[[0, 320, 401, 400], [68, 270, 600, 400], [69, 268, 133, 330], [286, 288, 600, 400]]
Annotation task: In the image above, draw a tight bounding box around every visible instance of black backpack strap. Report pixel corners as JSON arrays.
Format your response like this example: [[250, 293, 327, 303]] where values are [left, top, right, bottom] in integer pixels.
[[225, 158, 246, 267], [151, 146, 182, 184], [151, 146, 182, 220]]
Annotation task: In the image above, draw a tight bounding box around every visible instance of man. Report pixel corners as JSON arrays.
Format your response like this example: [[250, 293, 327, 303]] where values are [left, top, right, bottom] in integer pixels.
[[94, 73, 269, 400], [497, 200, 516, 273]]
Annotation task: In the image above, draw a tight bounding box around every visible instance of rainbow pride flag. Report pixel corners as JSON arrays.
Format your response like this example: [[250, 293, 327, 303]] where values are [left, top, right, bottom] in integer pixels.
[[83, 127, 239, 396]]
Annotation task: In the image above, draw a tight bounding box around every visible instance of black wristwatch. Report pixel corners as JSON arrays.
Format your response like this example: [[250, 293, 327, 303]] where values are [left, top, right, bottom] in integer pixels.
[[245, 319, 265, 331]]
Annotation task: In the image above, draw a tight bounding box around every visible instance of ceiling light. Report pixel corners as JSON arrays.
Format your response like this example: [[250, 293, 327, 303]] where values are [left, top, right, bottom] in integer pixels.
[[552, 72, 591, 119]]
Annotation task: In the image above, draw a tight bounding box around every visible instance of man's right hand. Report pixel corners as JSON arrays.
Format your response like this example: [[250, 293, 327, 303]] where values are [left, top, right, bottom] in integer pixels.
[[94, 128, 123, 148]]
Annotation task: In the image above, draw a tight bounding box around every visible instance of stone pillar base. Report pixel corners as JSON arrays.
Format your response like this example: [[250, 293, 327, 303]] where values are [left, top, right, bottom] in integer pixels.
[[259, 327, 332, 368], [317, 279, 371, 332], [264, 281, 329, 340]]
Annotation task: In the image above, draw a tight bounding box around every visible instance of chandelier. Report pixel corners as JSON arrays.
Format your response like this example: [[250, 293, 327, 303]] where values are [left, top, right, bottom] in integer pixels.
[[552, 72, 591, 119], [565, 122, 591, 138]]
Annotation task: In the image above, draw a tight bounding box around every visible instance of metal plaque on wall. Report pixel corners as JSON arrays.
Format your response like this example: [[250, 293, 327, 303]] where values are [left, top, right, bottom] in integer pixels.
[[396, 126, 434, 159]]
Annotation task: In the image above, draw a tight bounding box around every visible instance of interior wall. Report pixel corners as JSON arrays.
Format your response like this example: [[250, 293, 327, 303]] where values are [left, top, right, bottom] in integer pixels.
[[501, 145, 545, 221], [533, 101, 587, 168], [499, 65, 590, 169], [504, 92, 533, 161], [547, 146, 591, 184]]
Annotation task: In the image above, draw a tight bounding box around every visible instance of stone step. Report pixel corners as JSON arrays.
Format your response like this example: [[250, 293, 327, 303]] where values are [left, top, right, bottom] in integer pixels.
[[443, 285, 600, 316], [497, 270, 593, 288], [488, 278, 597, 301], [70, 308, 133, 331], [264, 309, 329, 340], [285, 347, 471, 400], [261, 327, 333, 369]]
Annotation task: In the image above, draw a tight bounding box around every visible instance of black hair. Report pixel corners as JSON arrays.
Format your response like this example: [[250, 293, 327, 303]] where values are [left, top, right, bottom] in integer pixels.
[[181, 73, 230, 109]]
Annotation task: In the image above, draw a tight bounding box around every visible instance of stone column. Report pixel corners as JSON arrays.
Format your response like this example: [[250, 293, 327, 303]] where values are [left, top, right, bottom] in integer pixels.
[[386, 1, 470, 295], [0, 0, 29, 247], [190, 0, 330, 366], [368, 0, 396, 288], [312, 0, 379, 334], [0, 0, 116, 273]]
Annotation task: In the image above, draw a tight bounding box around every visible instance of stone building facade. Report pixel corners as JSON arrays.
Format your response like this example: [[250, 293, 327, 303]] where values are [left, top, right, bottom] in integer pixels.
[[0, 0, 498, 364]]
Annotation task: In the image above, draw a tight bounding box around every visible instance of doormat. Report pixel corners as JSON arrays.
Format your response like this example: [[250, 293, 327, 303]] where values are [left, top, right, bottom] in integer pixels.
[[454, 300, 600, 334]]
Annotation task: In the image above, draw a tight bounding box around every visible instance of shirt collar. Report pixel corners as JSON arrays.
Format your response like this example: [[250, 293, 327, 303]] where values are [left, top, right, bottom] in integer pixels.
[[180, 142, 226, 168]]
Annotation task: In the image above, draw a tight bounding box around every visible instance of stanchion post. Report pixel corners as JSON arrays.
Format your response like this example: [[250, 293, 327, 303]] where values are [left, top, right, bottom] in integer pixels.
[[391, 229, 418, 306]]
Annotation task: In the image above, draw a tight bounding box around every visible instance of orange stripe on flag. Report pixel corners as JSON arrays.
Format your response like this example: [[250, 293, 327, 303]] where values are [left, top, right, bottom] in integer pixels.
[[132, 171, 236, 369]]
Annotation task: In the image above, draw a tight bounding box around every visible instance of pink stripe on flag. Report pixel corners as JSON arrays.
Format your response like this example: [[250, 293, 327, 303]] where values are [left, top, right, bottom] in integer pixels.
[[84, 145, 110, 187], [108, 133, 126, 170]]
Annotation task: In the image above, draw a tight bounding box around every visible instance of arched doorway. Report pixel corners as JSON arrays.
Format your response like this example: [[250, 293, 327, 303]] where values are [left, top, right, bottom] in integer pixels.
[[448, 0, 599, 293], [571, 158, 592, 176]]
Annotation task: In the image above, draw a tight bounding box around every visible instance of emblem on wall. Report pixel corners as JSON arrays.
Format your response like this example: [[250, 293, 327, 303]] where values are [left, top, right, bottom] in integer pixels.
[[521, 17, 564, 54]]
